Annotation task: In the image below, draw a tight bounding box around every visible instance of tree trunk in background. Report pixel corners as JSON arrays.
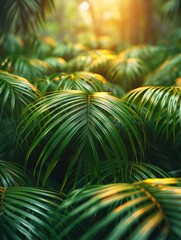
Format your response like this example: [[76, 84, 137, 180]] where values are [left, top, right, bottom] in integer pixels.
[[119, 0, 143, 45], [142, 0, 156, 44], [87, 0, 103, 37], [119, 0, 157, 45], [128, 0, 141, 44], [119, 0, 127, 43]]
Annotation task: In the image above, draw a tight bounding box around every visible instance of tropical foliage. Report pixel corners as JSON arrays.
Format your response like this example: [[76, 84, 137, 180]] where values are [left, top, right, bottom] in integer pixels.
[[55, 178, 181, 240], [0, 0, 181, 239], [0, 0, 55, 34]]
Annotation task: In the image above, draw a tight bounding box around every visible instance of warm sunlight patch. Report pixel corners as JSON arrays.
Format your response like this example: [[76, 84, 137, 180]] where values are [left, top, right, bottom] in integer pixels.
[[79, 1, 89, 11]]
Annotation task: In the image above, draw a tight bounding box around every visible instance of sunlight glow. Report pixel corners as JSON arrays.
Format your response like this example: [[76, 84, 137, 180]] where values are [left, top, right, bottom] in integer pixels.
[[79, 1, 89, 11]]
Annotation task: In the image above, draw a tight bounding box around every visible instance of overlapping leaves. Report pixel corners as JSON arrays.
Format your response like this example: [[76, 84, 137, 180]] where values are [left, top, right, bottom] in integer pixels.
[[0, 0, 55, 33], [144, 54, 181, 86], [120, 45, 167, 71], [66, 50, 115, 74], [1, 57, 51, 81], [0, 160, 31, 187], [107, 57, 147, 91], [36, 72, 106, 94], [0, 71, 38, 118], [54, 178, 181, 240], [123, 86, 181, 144], [19, 91, 146, 189], [0, 187, 62, 240]]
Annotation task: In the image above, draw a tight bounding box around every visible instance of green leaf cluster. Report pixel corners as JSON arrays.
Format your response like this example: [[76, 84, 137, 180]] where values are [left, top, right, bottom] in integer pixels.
[[0, 0, 181, 239]]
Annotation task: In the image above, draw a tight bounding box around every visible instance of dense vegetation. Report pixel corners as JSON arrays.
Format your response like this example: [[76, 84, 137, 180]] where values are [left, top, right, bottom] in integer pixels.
[[0, 0, 181, 239]]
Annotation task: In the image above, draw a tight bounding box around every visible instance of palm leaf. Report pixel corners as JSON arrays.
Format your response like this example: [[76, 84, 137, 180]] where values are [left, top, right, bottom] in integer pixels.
[[102, 82, 125, 97], [52, 43, 87, 61], [54, 178, 181, 240], [144, 54, 181, 86], [19, 91, 146, 189], [123, 86, 181, 143], [73, 161, 170, 188], [170, 28, 181, 52], [0, 160, 32, 187], [170, 170, 181, 177], [23, 35, 57, 58], [0, 71, 38, 118], [0, 0, 55, 34], [119, 45, 167, 71], [107, 57, 148, 91], [0, 72, 39, 161], [36, 71, 107, 94], [0, 187, 62, 240], [43, 57, 66, 72], [162, 0, 181, 17], [66, 49, 115, 74], [0, 34, 23, 56], [1, 56, 51, 82]]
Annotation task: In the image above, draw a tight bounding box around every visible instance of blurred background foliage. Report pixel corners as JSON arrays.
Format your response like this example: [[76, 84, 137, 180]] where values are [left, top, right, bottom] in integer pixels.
[[0, 0, 181, 52], [41, 0, 181, 48]]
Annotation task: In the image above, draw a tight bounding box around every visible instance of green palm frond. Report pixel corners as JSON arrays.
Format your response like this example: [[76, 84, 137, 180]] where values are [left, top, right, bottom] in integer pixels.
[[19, 91, 146, 189], [37, 71, 107, 94], [0, 160, 32, 187], [88, 56, 115, 78], [1, 56, 51, 81], [0, 71, 38, 118], [119, 45, 167, 70], [0, 0, 55, 34], [54, 178, 181, 240], [23, 35, 57, 58], [123, 86, 181, 143], [170, 170, 181, 177], [162, 0, 181, 17], [43, 57, 66, 72], [34, 76, 57, 94], [52, 43, 87, 61], [0, 187, 62, 240], [107, 57, 148, 91], [66, 56, 86, 72], [102, 82, 125, 97], [0, 34, 23, 56], [144, 54, 181, 86], [74, 161, 170, 188], [170, 29, 181, 51], [66, 50, 115, 73]]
